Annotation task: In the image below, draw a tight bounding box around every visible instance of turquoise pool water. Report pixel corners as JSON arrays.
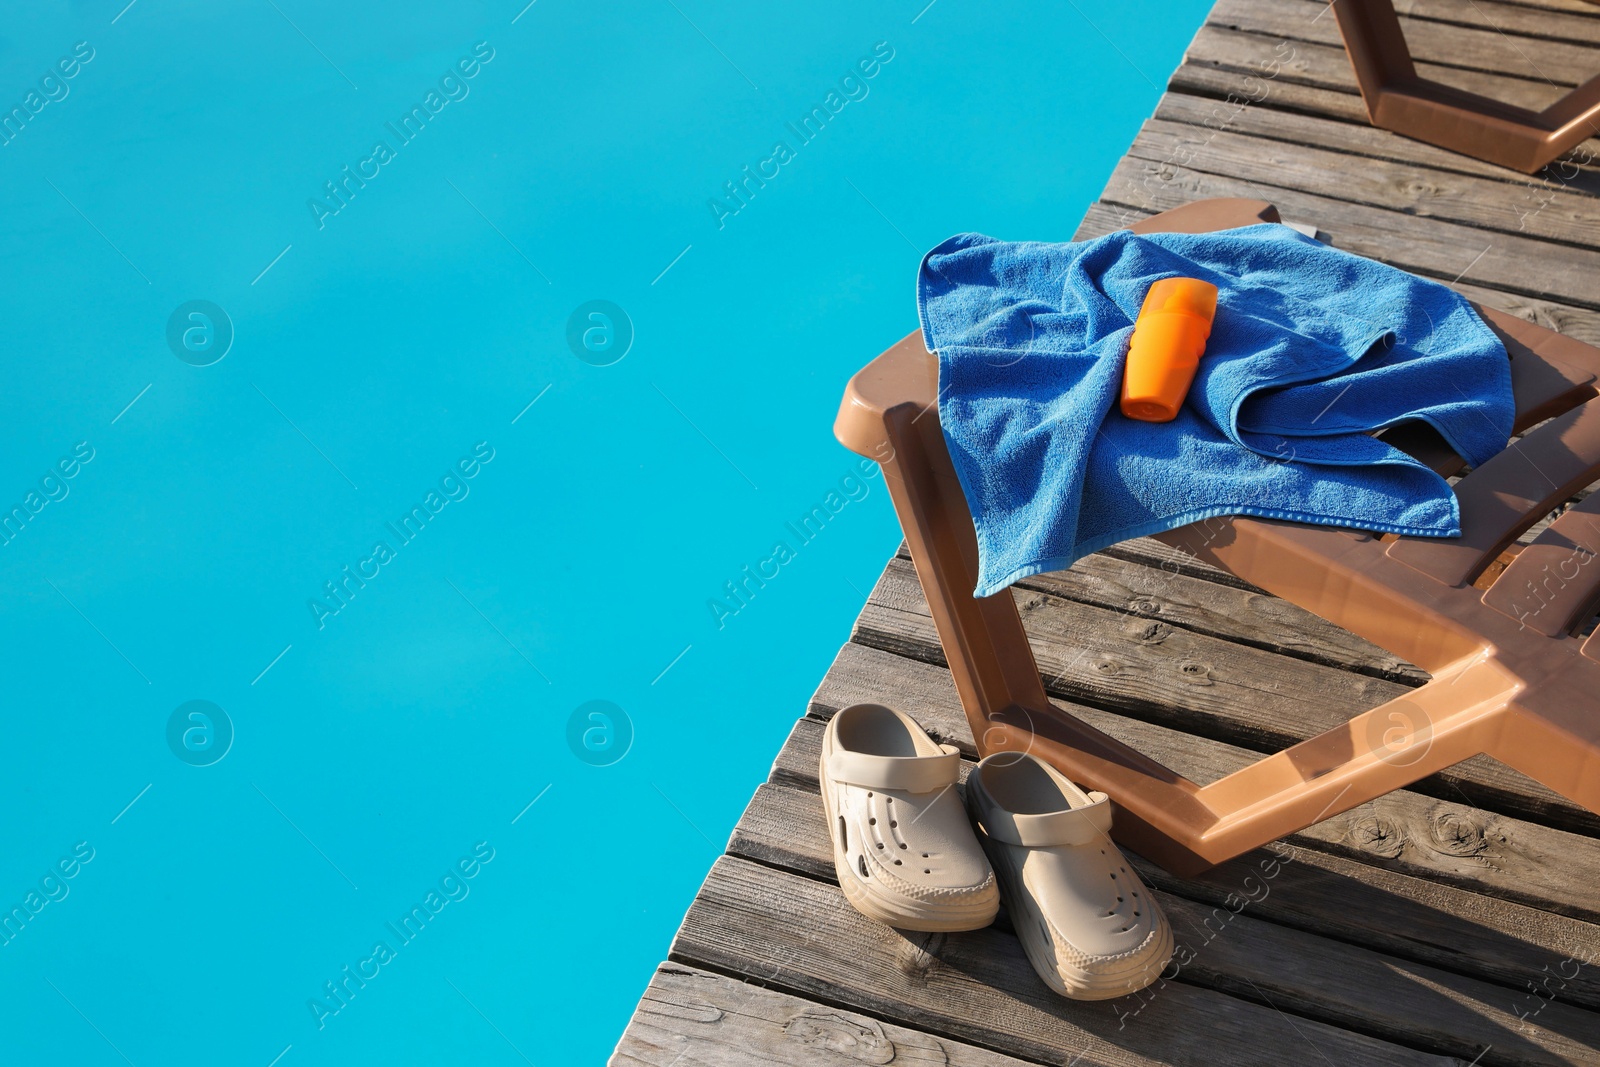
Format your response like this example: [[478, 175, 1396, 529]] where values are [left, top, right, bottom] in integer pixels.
[[0, 2, 1205, 1062]]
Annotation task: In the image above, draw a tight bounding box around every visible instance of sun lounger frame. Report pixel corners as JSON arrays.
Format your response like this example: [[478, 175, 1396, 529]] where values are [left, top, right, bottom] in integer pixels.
[[834, 197, 1600, 875], [1331, 0, 1600, 173]]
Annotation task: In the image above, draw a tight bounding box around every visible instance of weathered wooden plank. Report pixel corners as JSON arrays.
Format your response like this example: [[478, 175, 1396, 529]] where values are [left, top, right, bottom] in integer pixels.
[[1173, 25, 1600, 159], [674, 856, 1460, 1067], [729, 777, 1600, 1063], [894, 545, 1425, 683], [1400, 0, 1600, 48], [1137, 833, 1600, 1013], [1101, 534, 1265, 590], [1131, 117, 1600, 248], [864, 555, 1406, 752], [1098, 151, 1600, 310], [1156, 877, 1600, 1066], [1152, 89, 1600, 188], [1169, 32, 1392, 125], [1018, 550, 1427, 683], [1213, 0, 1600, 89], [1076, 199, 1600, 347], [612, 964, 1033, 1067], [1469, 0, 1600, 18], [1186, 22, 1545, 112], [803, 647, 1600, 1004], [814, 628, 1600, 914], [890, 543, 1425, 685]]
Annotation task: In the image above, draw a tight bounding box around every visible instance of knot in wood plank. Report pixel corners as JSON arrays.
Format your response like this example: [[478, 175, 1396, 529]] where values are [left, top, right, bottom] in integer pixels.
[[1178, 660, 1215, 684], [1348, 813, 1407, 858], [894, 931, 947, 986], [1015, 592, 1048, 616], [1429, 809, 1491, 859], [1397, 184, 1441, 213], [1131, 619, 1173, 644], [783, 1009, 897, 1064]]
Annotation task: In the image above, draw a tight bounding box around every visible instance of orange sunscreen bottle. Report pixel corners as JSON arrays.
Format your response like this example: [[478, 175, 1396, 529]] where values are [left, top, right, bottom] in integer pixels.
[[1120, 277, 1218, 423]]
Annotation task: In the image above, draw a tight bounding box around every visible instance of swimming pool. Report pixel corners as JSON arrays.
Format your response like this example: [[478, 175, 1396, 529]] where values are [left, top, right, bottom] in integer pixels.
[[0, 1, 1206, 1062]]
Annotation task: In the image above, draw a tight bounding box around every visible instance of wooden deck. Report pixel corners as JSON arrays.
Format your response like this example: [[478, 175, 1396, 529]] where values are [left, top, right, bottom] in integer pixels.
[[612, 2, 1600, 1064]]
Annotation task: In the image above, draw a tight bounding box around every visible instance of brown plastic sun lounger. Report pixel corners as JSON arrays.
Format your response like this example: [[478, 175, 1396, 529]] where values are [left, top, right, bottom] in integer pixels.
[[834, 197, 1600, 876], [1330, 0, 1600, 173]]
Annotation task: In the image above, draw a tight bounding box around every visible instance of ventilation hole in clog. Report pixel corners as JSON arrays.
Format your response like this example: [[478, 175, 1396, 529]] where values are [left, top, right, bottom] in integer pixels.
[[867, 791, 873, 797], [876, 842, 884, 849], [893, 859, 902, 866], [869, 817, 877, 825], [886, 813, 909, 852], [922, 852, 929, 858], [1110, 873, 1117, 879], [858, 855, 869, 878], [1134, 911, 1141, 917], [1117, 896, 1123, 903], [924, 868, 931, 874], [838, 817, 847, 851]]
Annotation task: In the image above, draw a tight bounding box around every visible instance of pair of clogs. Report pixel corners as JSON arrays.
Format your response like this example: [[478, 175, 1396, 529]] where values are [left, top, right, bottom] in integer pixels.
[[820, 703, 1173, 1000]]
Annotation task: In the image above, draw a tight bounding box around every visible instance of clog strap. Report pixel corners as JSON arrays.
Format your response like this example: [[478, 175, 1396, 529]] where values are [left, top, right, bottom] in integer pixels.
[[825, 743, 962, 794], [979, 790, 1114, 847]]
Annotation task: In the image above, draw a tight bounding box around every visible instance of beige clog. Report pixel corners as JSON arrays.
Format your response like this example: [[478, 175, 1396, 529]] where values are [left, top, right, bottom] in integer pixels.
[[820, 703, 999, 931], [967, 752, 1173, 999]]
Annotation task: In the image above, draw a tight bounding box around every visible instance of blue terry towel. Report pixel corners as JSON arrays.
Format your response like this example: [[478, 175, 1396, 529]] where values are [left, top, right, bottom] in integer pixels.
[[917, 223, 1514, 597]]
